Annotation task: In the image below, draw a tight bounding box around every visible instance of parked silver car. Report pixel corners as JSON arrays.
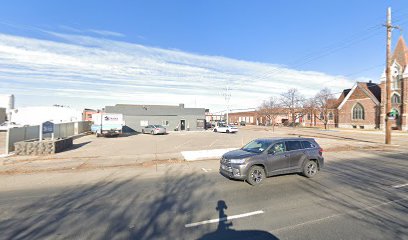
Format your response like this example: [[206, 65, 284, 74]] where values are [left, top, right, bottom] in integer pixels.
[[142, 125, 166, 135], [220, 137, 324, 185]]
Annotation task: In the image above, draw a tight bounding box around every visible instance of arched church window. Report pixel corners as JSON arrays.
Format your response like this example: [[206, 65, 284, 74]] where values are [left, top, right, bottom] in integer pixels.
[[352, 103, 364, 120]]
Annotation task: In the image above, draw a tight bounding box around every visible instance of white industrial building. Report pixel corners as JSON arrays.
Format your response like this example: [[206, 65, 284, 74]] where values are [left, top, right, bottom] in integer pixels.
[[0, 94, 15, 123], [10, 106, 83, 125]]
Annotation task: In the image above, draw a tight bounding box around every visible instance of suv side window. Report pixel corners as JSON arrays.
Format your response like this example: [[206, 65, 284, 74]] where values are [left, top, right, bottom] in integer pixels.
[[268, 142, 285, 154], [301, 141, 316, 149], [285, 141, 302, 151]]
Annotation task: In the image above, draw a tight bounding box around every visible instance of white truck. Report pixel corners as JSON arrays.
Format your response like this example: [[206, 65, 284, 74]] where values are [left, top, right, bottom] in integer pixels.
[[91, 113, 124, 137]]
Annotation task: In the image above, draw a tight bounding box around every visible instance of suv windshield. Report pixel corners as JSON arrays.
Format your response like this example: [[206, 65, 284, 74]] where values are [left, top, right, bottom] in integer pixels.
[[242, 139, 272, 153]]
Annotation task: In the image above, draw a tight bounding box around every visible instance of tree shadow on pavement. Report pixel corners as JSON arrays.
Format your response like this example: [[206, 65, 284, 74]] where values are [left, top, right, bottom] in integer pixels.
[[300, 151, 408, 239], [0, 170, 215, 240], [198, 200, 278, 240]]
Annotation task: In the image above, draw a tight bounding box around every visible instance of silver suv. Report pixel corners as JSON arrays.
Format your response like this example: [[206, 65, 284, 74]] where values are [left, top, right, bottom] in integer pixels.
[[220, 138, 324, 185]]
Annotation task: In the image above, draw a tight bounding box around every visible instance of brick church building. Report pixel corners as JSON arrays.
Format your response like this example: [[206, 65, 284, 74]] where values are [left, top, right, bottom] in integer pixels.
[[379, 36, 408, 131], [334, 36, 408, 131]]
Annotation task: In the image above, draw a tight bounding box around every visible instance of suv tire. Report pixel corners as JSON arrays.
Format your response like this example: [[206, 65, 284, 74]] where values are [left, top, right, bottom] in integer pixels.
[[303, 160, 318, 178], [247, 166, 265, 186]]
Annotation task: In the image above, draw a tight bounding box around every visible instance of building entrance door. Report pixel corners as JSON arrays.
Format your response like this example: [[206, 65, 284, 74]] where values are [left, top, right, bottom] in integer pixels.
[[180, 120, 186, 131]]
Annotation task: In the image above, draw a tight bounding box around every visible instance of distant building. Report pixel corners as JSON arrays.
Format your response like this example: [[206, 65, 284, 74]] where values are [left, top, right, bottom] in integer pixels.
[[228, 111, 289, 125], [336, 81, 381, 129], [0, 108, 6, 124], [0, 94, 15, 121], [83, 108, 99, 121], [11, 106, 82, 125], [105, 103, 206, 132], [205, 110, 224, 123], [228, 111, 257, 124], [379, 36, 408, 131], [302, 99, 339, 128]]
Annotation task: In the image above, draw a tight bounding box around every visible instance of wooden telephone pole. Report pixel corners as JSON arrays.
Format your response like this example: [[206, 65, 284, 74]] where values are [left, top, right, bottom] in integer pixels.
[[385, 7, 393, 144]]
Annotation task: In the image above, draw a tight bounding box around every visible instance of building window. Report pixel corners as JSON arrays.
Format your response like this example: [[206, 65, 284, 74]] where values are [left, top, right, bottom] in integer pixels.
[[328, 112, 333, 120], [319, 112, 324, 120], [196, 119, 205, 128], [391, 93, 401, 104], [352, 103, 365, 120], [307, 113, 311, 120], [162, 120, 169, 126], [392, 77, 399, 90]]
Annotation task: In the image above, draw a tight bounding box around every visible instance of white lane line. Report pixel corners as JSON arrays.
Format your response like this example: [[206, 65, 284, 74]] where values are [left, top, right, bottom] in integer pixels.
[[185, 210, 264, 228], [208, 139, 218, 147], [392, 183, 408, 188], [272, 196, 408, 233], [201, 168, 212, 172], [174, 139, 193, 150]]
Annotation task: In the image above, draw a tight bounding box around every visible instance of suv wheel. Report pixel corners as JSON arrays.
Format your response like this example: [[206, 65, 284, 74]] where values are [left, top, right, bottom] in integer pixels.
[[213, 129, 217, 132], [151, 130, 155, 135], [142, 129, 145, 134], [247, 166, 265, 186], [226, 130, 230, 133], [303, 160, 318, 178]]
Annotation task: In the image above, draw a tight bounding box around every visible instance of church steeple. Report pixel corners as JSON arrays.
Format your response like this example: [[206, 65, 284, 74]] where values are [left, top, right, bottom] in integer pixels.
[[392, 35, 408, 69]]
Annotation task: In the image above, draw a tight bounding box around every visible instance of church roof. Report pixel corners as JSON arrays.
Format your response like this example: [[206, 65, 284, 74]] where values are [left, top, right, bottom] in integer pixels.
[[392, 36, 408, 70], [337, 82, 381, 109]]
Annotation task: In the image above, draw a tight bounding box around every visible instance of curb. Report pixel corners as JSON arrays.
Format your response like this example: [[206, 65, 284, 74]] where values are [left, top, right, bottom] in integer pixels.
[[181, 148, 237, 161]]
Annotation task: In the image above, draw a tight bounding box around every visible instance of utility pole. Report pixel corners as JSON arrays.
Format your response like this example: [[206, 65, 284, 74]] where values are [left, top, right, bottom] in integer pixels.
[[223, 86, 231, 124], [384, 7, 399, 144]]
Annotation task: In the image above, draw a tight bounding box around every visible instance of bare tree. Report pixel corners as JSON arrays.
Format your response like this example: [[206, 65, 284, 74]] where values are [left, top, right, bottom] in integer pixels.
[[280, 88, 304, 126], [257, 97, 282, 132], [314, 88, 335, 129], [303, 97, 318, 127]]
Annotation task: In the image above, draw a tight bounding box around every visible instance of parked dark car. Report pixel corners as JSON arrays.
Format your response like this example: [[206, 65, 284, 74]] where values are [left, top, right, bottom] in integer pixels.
[[240, 121, 246, 126], [220, 138, 324, 185]]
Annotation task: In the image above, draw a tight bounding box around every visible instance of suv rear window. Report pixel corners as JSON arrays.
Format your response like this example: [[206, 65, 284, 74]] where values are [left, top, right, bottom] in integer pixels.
[[301, 141, 316, 149], [285, 141, 302, 151]]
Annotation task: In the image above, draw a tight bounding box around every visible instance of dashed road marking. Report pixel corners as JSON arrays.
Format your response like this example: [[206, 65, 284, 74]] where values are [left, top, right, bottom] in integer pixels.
[[392, 183, 408, 188], [201, 168, 212, 172], [185, 210, 264, 228]]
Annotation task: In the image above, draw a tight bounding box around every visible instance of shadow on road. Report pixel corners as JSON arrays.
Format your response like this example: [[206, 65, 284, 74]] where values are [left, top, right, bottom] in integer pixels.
[[198, 200, 278, 240], [302, 151, 408, 239], [0, 170, 215, 239], [64, 141, 92, 152], [291, 129, 379, 144]]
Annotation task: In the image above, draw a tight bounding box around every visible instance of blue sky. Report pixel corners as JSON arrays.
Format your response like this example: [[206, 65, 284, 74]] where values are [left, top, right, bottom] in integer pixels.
[[0, 1, 407, 112]]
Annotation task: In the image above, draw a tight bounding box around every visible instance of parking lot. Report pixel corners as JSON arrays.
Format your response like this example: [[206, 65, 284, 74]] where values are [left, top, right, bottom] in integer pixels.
[[4, 125, 407, 163]]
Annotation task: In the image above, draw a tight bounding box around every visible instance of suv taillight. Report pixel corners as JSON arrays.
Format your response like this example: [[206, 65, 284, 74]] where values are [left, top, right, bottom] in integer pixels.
[[319, 148, 323, 156]]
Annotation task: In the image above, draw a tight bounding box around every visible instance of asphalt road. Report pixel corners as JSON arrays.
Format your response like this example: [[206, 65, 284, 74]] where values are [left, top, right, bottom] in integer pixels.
[[0, 150, 407, 240]]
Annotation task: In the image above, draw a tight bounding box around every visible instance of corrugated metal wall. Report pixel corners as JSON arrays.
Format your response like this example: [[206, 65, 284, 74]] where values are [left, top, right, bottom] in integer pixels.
[[5, 121, 91, 154]]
